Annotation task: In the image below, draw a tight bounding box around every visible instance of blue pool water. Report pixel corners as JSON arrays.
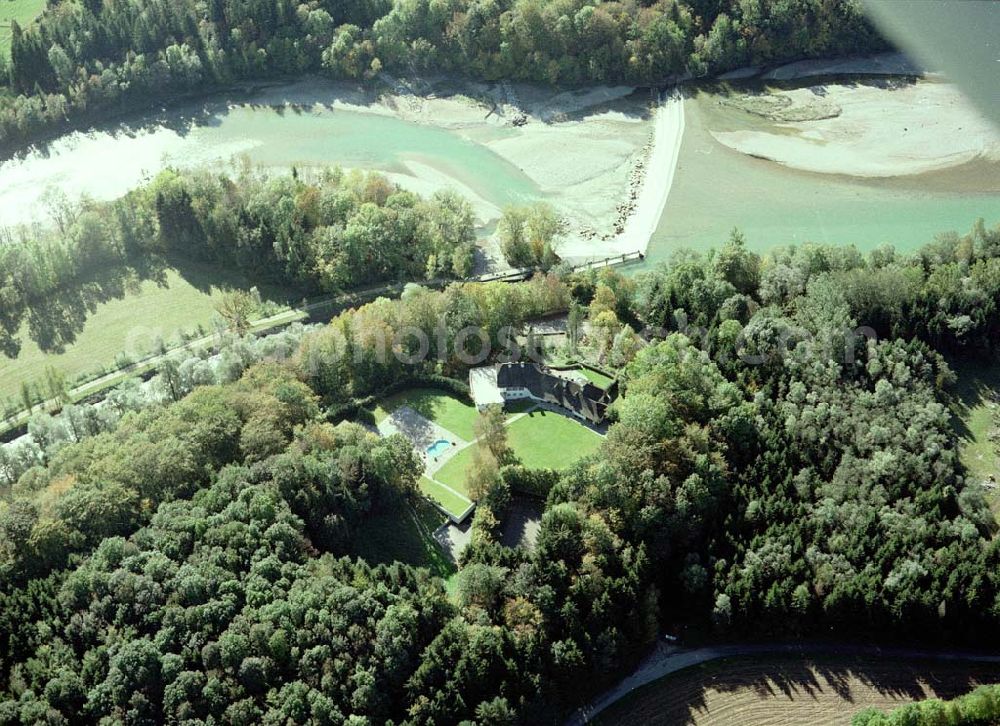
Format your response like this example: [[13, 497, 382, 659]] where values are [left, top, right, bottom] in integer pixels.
[[427, 439, 451, 457]]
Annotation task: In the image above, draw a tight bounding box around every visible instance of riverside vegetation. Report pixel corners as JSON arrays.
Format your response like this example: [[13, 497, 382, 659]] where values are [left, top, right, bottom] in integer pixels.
[[0, 0, 887, 148], [0, 166, 475, 380]]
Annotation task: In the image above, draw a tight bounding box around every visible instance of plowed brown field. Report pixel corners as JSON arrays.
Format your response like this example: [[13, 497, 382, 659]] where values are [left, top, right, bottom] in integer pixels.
[[595, 655, 1000, 725]]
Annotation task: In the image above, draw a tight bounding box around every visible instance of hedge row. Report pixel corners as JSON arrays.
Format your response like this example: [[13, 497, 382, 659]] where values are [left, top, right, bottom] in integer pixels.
[[500, 465, 561, 499]]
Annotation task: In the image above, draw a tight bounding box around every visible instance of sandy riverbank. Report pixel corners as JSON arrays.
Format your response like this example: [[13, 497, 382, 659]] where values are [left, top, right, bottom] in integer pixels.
[[396, 82, 681, 264], [245, 77, 671, 265], [558, 90, 684, 260], [710, 79, 1000, 177], [647, 84, 1000, 261], [0, 76, 672, 268]]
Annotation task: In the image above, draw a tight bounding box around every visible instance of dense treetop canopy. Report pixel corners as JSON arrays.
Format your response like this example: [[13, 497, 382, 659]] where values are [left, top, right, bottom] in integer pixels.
[[3, 0, 999, 720]]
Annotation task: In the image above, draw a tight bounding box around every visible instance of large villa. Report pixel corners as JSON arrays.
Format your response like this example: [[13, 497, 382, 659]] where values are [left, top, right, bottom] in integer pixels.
[[469, 362, 618, 424]]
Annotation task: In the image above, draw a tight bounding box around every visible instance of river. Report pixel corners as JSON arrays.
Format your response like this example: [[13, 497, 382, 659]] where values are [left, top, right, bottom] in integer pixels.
[[647, 84, 1000, 261], [0, 75, 998, 261], [0, 86, 541, 230]]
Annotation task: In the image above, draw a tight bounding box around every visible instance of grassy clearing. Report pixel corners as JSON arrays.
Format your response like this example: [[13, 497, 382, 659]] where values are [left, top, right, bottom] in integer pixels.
[[2, 270, 224, 403], [432, 449, 477, 497], [506, 409, 603, 469], [443, 573, 461, 601], [0, 265, 295, 408], [949, 357, 1000, 513], [419, 475, 472, 520], [594, 654, 1000, 726], [373, 388, 479, 441], [349, 498, 455, 579], [0, 0, 45, 57]]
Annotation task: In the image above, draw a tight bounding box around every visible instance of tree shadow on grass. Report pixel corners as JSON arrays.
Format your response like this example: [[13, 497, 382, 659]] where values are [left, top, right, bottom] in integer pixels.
[[4, 250, 309, 359], [599, 655, 1000, 726], [948, 354, 1000, 444], [12, 262, 164, 355]]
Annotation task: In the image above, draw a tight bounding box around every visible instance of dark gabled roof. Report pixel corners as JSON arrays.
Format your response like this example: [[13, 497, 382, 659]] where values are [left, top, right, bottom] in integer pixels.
[[497, 361, 543, 390], [497, 363, 617, 423]]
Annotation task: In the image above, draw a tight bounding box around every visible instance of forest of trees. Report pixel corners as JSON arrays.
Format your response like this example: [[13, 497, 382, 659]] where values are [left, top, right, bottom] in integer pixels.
[[297, 272, 570, 405], [497, 203, 561, 269], [0, 0, 888, 148], [0, 166, 475, 358], [2, 218, 1000, 722], [1, 321, 315, 486]]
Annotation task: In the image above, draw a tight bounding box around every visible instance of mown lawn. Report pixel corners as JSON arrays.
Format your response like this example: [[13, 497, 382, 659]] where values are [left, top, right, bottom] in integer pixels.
[[506, 408, 603, 469], [348, 498, 455, 579], [419, 475, 472, 520], [1, 270, 224, 404], [373, 388, 479, 441], [431, 450, 477, 497], [1, 265, 293, 408], [0, 0, 46, 57], [580, 367, 615, 388], [434, 408, 603, 491]]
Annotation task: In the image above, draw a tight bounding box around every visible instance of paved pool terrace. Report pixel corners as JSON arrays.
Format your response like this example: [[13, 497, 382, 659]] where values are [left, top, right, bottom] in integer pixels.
[[376, 405, 475, 524], [376, 405, 469, 472]]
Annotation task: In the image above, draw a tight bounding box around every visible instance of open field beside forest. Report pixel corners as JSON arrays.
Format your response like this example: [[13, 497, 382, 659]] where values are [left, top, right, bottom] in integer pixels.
[[0, 0, 45, 57], [0, 266, 291, 407], [5, 0, 1000, 722], [595, 654, 1000, 726], [1, 269, 225, 404]]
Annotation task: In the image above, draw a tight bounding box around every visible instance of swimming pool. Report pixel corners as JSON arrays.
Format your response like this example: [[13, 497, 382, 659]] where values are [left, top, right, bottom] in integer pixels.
[[426, 439, 451, 457]]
